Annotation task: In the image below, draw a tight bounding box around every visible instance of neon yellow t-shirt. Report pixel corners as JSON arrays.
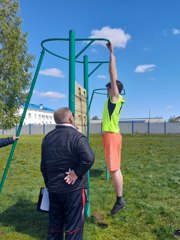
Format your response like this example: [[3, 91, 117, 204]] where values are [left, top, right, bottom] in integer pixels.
[[102, 95, 125, 133]]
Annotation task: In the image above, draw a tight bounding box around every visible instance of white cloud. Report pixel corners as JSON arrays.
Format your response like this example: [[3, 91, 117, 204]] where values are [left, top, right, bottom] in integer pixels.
[[135, 64, 156, 73], [171, 28, 180, 35], [89, 26, 131, 48], [34, 90, 66, 99], [143, 47, 150, 51], [97, 75, 107, 79], [163, 29, 168, 37], [166, 105, 174, 109], [149, 77, 156, 80], [91, 48, 98, 54], [39, 68, 65, 78]]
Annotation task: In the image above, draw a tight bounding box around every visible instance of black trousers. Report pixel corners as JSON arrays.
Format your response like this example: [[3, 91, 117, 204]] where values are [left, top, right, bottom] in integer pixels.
[[47, 189, 86, 240]]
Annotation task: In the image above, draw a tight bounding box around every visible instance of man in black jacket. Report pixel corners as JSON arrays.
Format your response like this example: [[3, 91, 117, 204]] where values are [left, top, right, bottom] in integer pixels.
[[41, 107, 95, 240], [0, 136, 18, 148], [174, 229, 180, 237]]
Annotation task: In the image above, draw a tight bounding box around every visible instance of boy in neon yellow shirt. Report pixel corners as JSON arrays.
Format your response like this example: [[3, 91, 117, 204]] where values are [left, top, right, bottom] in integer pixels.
[[102, 42, 125, 215]]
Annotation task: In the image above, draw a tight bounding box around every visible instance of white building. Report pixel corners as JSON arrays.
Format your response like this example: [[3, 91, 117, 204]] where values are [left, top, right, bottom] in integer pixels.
[[175, 116, 180, 122], [19, 103, 55, 125]]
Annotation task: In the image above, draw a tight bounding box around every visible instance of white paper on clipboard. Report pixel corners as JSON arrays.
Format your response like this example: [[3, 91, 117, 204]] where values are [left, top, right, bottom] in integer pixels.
[[40, 188, 49, 211]]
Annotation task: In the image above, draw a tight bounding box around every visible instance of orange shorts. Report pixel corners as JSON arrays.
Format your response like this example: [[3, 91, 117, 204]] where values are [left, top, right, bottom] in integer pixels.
[[102, 132, 122, 171]]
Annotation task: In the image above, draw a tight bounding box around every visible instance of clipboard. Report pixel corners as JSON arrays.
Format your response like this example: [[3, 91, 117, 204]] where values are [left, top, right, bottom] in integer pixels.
[[37, 187, 49, 213]]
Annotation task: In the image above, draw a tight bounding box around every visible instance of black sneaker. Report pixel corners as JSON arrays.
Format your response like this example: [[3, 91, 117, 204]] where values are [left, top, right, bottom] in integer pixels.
[[174, 230, 180, 238], [110, 198, 125, 216]]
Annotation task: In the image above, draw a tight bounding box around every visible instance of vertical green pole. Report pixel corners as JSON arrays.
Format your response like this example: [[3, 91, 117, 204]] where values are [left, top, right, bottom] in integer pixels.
[[0, 49, 45, 193], [69, 30, 75, 114], [84, 55, 90, 217], [106, 166, 110, 180]]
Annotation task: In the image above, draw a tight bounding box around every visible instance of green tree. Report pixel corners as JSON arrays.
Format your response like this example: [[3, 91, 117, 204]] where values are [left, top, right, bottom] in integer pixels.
[[0, 0, 34, 129], [92, 115, 99, 120], [168, 116, 178, 123]]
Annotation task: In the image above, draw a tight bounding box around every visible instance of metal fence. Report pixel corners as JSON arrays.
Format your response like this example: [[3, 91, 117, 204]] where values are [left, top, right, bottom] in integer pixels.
[[90, 121, 180, 134], [1, 122, 180, 135]]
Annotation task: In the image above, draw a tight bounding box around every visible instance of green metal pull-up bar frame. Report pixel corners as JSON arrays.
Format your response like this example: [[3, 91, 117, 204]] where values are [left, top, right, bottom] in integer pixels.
[[0, 30, 110, 217]]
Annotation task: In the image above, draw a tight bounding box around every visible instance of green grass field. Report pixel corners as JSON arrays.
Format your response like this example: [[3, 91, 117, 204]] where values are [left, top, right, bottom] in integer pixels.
[[0, 134, 179, 240]]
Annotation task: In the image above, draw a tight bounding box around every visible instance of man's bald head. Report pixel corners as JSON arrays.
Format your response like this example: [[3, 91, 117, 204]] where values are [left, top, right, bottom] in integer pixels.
[[54, 107, 73, 124]]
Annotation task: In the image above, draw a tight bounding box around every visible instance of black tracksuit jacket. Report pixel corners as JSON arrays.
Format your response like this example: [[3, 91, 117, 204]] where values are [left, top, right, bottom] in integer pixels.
[[41, 124, 95, 193], [0, 137, 14, 148]]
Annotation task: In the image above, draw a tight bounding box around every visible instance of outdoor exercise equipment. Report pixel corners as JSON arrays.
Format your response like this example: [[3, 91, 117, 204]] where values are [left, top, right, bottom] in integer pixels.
[[0, 30, 110, 218]]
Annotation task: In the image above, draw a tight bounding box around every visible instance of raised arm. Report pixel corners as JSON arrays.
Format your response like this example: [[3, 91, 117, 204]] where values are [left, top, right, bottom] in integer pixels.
[[107, 42, 120, 101]]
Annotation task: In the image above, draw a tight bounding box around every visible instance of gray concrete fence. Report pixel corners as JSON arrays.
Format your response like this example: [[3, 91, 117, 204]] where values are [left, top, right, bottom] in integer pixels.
[[1, 121, 180, 135]]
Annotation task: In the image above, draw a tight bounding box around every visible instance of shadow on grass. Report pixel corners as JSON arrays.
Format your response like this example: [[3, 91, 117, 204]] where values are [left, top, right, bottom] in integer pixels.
[[0, 199, 48, 239], [90, 169, 104, 177], [0, 200, 108, 238], [86, 214, 108, 229]]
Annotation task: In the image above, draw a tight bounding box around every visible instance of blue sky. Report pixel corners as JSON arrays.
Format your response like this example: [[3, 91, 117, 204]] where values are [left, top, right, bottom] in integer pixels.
[[19, 0, 180, 120]]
